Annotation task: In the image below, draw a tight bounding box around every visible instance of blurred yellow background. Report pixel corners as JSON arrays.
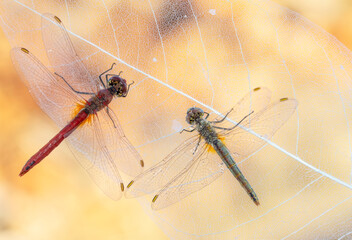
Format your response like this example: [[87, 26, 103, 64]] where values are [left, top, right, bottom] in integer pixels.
[[0, 0, 352, 239]]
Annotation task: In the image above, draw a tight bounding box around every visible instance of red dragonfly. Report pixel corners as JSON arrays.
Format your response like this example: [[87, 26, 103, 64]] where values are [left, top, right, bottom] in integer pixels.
[[11, 13, 144, 200]]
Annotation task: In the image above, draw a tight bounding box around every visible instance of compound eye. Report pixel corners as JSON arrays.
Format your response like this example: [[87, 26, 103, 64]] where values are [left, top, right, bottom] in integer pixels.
[[109, 79, 115, 86]]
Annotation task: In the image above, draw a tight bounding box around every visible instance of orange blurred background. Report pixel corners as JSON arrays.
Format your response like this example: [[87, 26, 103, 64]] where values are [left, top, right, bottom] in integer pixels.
[[0, 0, 352, 239]]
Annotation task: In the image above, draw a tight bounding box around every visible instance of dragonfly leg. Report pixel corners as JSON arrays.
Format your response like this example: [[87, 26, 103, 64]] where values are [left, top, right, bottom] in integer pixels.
[[180, 127, 196, 134], [123, 81, 135, 97], [54, 72, 95, 95], [99, 63, 116, 87], [204, 112, 210, 119], [193, 135, 202, 154], [105, 74, 113, 86], [213, 126, 235, 130], [210, 108, 234, 124], [213, 110, 254, 131], [106, 107, 117, 128]]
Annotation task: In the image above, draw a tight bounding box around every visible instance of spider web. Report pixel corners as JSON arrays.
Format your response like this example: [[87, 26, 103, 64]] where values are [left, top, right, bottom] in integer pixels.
[[1, 0, 352, 239]]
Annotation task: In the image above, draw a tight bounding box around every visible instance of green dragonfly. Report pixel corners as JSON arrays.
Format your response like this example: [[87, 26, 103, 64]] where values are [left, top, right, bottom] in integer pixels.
[[126, 87, 298, 210]]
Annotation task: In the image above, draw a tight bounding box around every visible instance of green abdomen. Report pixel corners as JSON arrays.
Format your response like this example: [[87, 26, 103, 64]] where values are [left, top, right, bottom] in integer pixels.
[[212, 140, 260, 206]]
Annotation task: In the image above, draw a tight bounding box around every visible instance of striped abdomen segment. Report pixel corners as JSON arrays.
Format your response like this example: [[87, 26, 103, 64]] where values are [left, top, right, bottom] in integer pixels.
[[19, 109, 89, 176], [213, 140, 260, 206]]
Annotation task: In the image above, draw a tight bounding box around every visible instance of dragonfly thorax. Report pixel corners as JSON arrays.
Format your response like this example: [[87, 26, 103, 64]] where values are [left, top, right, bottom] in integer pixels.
[[85, 89, 114, 114], [197, 118, 218, 144], [108, 75, 128, 97]]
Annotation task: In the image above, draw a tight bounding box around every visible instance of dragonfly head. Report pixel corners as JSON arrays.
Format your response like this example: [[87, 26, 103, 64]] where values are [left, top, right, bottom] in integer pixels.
[[186, 107, 204, 125], [108, 75, 128, 97]]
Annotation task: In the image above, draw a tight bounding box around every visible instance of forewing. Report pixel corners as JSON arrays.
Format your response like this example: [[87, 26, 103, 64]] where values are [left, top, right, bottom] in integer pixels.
[[152, 145, 225, 210], [221, 98, 298, 158], [125, 135, 201, 198], [214, 87, 272, 129], [10, 47, 82, 127], [41, 13, 99, 94]]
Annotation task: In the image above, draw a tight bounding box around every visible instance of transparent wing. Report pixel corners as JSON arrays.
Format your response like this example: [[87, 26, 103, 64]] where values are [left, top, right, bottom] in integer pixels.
[[41, 13, 100, 94], [125, 135, 201, 198], [221, 98, 298, 158], [10, 47, 83, 127], [67, 111, 124, 200], [152, 144, 225, 210], [67, 107, 143, 190], [67, 144, 124, 200], [96, 108, 144, 177], [213, 87, 272, 129]]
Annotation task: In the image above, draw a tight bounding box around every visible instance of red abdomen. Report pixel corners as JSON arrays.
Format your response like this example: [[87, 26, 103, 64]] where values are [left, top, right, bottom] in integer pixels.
[[19, 110, 89, 176]]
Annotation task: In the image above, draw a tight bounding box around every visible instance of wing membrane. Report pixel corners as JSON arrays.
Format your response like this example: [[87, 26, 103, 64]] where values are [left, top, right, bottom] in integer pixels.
[[67, 111, 125, 200], [125, 135, 201, 198], [214, 87, 272, 129], [41, 13, 99, 94], [96, 108, 144, 177], [152, 144, 225, 210], [221, 98, 298, 158], [10, 47, 82, 127]]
